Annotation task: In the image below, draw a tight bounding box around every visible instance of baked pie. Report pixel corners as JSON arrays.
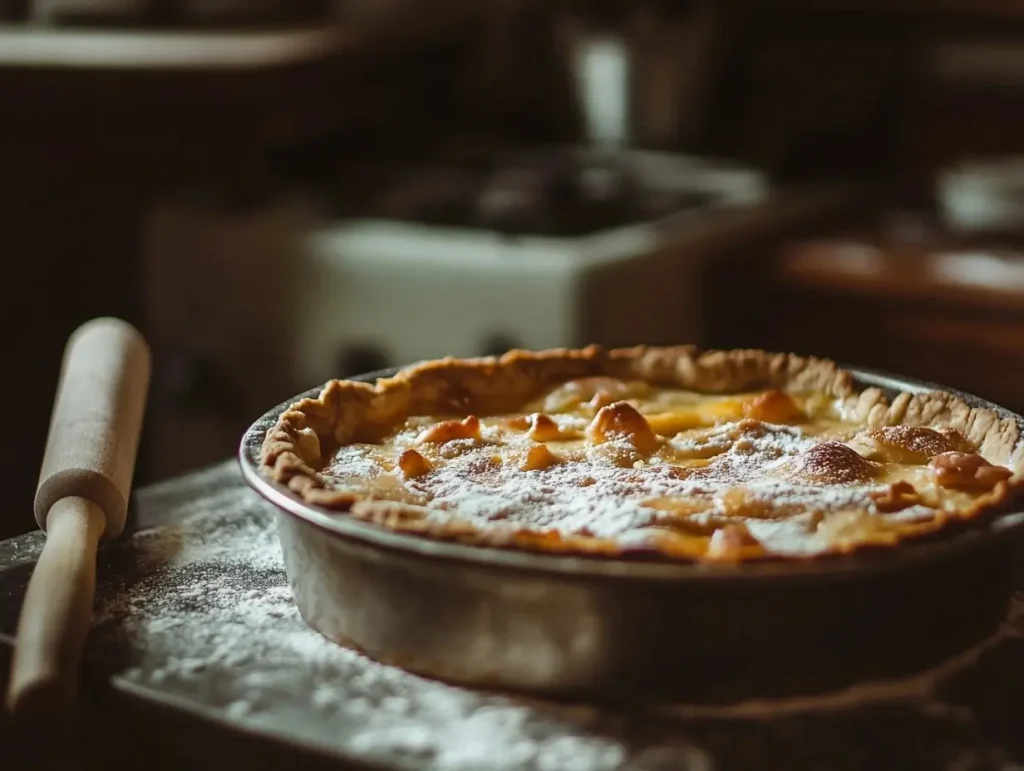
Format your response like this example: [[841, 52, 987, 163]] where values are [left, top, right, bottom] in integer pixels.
[[260, 346, 1024, 562]]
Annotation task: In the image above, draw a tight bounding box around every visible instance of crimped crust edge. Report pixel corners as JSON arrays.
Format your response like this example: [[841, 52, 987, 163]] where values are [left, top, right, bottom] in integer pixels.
[[259, 346, 1024, 561]]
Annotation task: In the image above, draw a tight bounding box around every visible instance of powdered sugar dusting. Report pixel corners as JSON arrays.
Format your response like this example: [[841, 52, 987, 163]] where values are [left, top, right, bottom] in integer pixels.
[[327, 445, 388, 482], [325, 414, 910, 556]]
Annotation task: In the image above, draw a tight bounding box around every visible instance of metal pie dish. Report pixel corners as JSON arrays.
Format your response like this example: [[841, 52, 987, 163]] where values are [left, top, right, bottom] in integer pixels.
[[239, 366, 1024, 705]]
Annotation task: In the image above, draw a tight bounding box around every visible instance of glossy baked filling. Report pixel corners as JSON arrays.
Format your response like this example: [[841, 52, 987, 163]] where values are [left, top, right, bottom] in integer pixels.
[[307, 379, 1011, 560], [261, 348, 1023, 562]]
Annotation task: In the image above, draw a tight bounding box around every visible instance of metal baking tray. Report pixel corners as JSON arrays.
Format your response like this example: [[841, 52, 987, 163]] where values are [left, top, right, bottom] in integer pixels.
[[238, 366, 1024, 706]]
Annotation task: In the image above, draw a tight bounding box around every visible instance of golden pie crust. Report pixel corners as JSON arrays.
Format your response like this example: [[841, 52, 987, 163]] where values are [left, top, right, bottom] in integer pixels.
[[259, 346, 1024, 562]]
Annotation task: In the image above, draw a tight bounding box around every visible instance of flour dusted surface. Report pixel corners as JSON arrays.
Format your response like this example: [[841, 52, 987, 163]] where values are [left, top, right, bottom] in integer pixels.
[[86, 477, 697, 771], [76, 463, 1024, 771]]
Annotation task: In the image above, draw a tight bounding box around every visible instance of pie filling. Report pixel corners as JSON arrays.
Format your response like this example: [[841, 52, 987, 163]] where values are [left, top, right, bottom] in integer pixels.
[[309, 376, 1015, 561]]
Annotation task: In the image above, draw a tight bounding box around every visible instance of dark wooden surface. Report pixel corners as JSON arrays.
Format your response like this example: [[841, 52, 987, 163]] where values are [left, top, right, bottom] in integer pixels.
[[1, 461, 1024, 771]]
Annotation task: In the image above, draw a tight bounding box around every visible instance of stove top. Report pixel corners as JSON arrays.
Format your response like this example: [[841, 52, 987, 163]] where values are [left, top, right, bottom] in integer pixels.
[[322, 146, 766, 237]]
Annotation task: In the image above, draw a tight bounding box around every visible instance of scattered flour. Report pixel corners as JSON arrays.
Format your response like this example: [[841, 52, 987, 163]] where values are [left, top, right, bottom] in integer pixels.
[[86, 479, 697, 771], [80, 464, 1023, 771]]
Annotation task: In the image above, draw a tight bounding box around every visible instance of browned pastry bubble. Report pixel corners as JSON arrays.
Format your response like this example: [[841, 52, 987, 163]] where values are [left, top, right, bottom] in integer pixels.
[[931, 452, 1012, 490], [398, 448, 433, 479], [707, 523, 761, 560], [785, 441, 879, 484], [863, 426, 958, 464], [520, 444, 561, 471], [743, 389, 802, 424], [586, 401, 660, 454], [870, 480, 922, 512], [417, 415, 481, 445], [528, 414, 577, 442]]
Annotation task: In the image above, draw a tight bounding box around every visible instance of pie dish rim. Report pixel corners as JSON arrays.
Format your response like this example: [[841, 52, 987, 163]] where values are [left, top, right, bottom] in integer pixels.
[[251, 346, 1024, 571]]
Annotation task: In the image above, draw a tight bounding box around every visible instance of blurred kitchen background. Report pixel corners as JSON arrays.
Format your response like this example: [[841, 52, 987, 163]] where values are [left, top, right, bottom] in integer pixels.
[[1, 0, 1022, 539]]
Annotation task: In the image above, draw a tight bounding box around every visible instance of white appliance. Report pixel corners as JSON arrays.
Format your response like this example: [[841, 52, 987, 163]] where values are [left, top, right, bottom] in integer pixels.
[[289, 159, 855, 386], [142, 192, 322, 478]]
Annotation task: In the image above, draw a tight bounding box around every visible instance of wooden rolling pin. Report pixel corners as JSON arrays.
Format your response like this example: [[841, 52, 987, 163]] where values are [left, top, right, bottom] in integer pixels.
[[6, 317, 151, 714]]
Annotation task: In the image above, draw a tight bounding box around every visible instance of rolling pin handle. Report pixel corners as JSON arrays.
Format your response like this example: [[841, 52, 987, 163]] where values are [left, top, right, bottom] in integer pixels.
[[6, 317, 151, 714]]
